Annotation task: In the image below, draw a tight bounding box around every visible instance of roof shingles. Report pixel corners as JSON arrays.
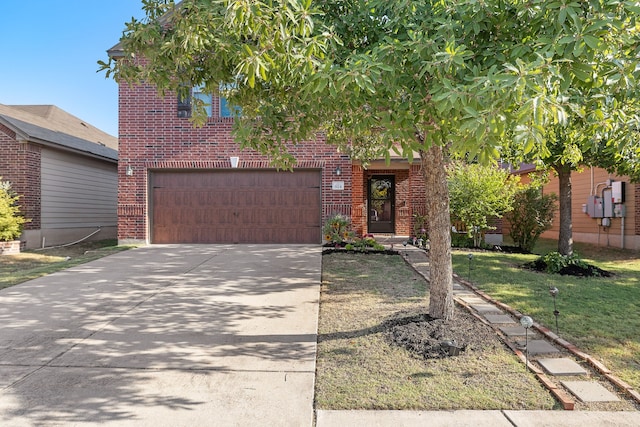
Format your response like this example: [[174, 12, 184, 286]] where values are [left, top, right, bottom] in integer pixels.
[[0, 104, 117, 161]]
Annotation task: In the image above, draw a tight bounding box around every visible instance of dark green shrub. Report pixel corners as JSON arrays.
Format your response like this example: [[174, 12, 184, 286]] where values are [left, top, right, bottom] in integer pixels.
[[450, 232, 474, 248], [541, 251, 588, 274], [506, 185, 557, 252], [348, 235, 385, 251]]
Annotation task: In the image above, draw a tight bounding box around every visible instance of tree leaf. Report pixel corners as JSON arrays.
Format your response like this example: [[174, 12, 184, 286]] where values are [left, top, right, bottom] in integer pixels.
[[583, 35, 601, 50]]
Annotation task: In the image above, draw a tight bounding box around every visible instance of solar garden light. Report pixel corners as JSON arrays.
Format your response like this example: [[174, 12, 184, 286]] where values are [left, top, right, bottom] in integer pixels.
[[440, 339, 462, 356], [520, 315, 534, 370], [467, 253, 474, 280], [549, 286, 560, 335]]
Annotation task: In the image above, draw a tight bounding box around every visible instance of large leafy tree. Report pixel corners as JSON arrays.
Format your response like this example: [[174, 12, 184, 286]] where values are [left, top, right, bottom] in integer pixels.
[[528, 99, 640, 256], [502, 2, 640, 256], [101, 0, 640, 319]]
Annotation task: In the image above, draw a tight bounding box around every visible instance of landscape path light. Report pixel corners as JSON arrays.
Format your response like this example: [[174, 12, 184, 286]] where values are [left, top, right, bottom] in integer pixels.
[[520, 315, 534, 370], [549, 286, 560, 335], [467, 253, 474, 280]]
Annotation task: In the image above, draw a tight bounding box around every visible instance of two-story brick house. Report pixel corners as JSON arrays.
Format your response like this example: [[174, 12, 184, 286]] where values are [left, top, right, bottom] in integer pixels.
[[109, 47, 426, 245], [108, 40, 640, 250]]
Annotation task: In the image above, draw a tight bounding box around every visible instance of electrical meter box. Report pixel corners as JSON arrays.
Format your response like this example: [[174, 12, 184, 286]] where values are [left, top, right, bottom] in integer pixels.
[[612, 181, 625, 203], [587, 195, 603, 218], [603, 189, 614, 218]]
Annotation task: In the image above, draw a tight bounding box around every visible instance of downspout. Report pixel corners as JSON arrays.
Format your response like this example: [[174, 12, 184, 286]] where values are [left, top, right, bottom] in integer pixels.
[[621, 216, 625, 249]]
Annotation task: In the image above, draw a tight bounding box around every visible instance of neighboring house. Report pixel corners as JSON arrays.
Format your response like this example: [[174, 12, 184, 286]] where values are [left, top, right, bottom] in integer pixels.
[[507, 164, 640, 250], [0, 104, 118, 249], [108, 47, 426, 245]]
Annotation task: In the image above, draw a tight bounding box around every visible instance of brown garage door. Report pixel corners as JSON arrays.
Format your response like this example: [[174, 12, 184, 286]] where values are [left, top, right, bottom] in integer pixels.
[[151, 170, 321, 244]]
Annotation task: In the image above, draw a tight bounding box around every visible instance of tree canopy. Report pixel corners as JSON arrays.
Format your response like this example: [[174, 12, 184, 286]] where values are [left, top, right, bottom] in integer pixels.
[[101, 0, 640, 318], [103, 1, 640, 162], [495, 1, 640, 255]]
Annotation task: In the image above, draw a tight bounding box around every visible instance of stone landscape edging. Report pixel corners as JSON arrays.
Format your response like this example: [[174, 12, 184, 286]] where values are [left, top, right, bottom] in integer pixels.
[[452, 271, 640, 406]]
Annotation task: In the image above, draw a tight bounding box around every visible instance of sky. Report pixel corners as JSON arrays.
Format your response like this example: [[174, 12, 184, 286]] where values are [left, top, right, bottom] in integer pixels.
[[0, 2, 146, 137]]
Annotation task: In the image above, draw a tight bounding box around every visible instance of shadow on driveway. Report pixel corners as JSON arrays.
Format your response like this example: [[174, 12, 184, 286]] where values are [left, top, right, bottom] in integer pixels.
[[0, 244, 321, 426]]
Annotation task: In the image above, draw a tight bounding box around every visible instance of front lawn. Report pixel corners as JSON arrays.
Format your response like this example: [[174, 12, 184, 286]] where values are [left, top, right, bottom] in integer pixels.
[[317, 252, 557, 410], [0, 239, 132, 290], [452, 239, 640, 392]]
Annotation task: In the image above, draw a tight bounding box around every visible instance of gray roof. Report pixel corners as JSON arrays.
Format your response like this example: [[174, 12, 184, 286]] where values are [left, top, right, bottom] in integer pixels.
[[0, 104, 118, 162]]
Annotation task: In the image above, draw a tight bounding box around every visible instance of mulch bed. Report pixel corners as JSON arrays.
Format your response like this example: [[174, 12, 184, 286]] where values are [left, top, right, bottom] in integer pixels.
[[523, 258, 613, 277], [384, 307, 502, 360]]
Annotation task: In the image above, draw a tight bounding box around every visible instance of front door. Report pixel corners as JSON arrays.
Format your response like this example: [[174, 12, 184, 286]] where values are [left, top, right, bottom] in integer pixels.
[[368, 175, 395, 233]]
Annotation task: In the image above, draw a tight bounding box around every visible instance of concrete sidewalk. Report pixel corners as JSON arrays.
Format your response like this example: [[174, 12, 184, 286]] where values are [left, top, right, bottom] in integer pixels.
[[316, 409, 640, 426], [0, 245, 321, 426]]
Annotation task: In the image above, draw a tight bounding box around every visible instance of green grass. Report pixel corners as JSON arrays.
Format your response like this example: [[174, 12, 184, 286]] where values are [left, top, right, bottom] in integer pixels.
[[0, 239, 132, 290], [453, 238, 640, 392]]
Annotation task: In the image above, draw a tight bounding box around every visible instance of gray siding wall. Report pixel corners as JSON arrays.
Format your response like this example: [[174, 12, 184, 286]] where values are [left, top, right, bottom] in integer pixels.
[[41, 149, 117, 228]]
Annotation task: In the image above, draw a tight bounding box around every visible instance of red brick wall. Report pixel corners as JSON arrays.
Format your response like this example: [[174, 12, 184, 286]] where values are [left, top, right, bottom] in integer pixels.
[[351, 165, 365, 235], [486, 218, 503, 235], [409, 164, 426, 236], [117, 82, 353, 242], [0, 126, 41, 229], [390, 169, 410, 234]]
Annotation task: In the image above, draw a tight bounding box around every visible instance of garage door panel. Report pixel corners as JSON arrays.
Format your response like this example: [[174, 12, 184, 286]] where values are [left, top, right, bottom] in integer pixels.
[[152, 170, 321, 244]]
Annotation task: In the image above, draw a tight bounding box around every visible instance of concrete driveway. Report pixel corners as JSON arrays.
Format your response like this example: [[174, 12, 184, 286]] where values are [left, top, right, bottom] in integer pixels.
[[0, 245, 321, 426]]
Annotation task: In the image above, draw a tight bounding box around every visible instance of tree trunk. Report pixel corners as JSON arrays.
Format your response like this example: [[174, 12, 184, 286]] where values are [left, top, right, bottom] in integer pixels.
[[556, 165, 573, 256], [421, 144, 454, 321]]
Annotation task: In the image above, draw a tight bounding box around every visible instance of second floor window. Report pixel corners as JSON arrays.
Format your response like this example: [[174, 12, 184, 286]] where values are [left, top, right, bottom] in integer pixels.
[[220, 97, 235, 118], [193, 85, 213, 117], [177, 84, 240, 119]]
